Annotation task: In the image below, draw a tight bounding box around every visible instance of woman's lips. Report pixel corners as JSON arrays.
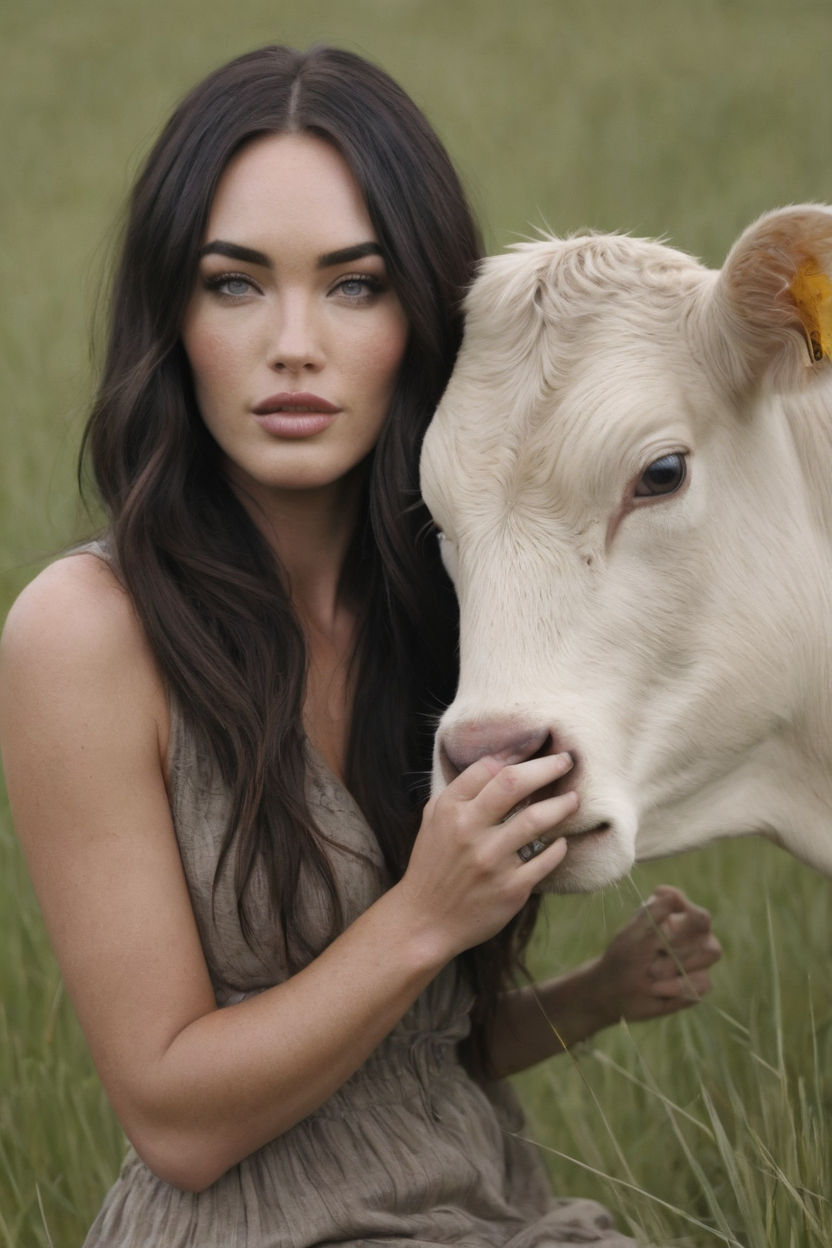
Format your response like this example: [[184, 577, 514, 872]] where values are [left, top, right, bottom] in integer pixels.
[[252, 392, 341, 438], [255, 412, 338, 437]]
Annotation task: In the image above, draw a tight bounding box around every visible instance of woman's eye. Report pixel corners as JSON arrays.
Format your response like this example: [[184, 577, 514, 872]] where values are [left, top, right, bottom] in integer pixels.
[[333, 274, 383, 303], [205, 273, 257, 298], [634, 453, 687, 498], [223, 276, 253, 296]]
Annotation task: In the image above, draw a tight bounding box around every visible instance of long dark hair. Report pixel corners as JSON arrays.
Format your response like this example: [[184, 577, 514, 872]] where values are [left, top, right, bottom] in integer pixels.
[[81, 44, 534, 1075]]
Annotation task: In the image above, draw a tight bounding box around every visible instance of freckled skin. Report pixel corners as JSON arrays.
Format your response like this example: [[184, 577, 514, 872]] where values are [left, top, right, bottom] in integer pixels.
[[182, 133, 410, 508]]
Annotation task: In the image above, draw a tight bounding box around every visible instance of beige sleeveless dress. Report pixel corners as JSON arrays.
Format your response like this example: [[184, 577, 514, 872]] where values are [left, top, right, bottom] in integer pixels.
[[80, 552, 636, 1247]]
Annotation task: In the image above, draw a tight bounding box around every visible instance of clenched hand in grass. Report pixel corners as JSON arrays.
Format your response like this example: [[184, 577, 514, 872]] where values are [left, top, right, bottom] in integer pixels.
[[490, 886, 722, 1076]]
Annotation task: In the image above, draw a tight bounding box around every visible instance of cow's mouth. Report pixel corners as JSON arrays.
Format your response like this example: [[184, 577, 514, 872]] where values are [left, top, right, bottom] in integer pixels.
[[570, 820, 611, 838], [506, 759, 586, 856], [518, 820, 611, 861]]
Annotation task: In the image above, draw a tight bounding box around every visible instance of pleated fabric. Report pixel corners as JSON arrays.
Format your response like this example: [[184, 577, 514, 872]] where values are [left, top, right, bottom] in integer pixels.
[[80, 545, 637, 1246]]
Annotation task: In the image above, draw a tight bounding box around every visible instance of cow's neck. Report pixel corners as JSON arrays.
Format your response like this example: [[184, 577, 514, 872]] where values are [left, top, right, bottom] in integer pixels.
[[638, 728, 832, 876], [780, 382, 832, 533]]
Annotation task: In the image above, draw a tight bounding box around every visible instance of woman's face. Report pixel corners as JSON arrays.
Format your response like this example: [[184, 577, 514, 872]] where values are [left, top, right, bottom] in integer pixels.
[[182, 132, 409, 504]]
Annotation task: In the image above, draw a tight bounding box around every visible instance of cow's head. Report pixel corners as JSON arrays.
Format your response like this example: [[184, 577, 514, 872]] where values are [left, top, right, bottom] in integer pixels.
[[421, 207, 832, 891]]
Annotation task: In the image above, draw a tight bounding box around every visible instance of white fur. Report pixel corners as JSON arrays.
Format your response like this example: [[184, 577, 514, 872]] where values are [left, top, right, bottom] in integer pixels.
[[420, 207, 832, 891]]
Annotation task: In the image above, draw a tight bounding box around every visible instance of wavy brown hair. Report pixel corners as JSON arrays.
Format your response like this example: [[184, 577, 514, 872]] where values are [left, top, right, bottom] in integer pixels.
[[80, 44, 537, 1075]]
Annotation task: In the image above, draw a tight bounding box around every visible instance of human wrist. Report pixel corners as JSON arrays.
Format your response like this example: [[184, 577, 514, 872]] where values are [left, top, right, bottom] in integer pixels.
[[571, 954, 623, 1035], [539, 956, 618, 1047], [376, 881, 456, 982]]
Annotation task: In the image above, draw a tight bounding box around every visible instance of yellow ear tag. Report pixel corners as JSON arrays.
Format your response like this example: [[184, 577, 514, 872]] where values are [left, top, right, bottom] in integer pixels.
[[789, 259, 832, 362]]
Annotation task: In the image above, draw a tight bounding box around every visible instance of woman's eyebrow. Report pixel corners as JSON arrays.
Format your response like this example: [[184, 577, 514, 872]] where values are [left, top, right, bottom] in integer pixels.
[[317, 242, 383, 268], [197, 240, 384, 269], [198, 240, 271, 267]]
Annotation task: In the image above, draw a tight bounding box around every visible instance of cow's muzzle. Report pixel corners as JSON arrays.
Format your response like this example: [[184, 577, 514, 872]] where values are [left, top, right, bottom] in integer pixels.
[[439, 716, 576, 782]]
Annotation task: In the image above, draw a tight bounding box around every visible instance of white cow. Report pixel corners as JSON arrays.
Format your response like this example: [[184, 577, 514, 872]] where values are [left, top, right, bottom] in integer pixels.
[[420, 206, 832, 892]]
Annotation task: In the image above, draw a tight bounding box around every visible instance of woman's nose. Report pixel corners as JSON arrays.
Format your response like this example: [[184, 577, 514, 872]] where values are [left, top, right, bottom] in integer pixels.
[[268, 294, 325, 373]]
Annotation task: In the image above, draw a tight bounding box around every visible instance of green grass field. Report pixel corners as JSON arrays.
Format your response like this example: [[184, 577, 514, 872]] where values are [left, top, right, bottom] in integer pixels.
[[2, 1, 831, 1244]]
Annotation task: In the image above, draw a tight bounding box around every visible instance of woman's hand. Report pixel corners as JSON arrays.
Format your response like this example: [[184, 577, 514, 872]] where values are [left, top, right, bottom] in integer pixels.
[[394, 752, 578, 961], [5, 557, 581, 1189], [489, 885, 723, 1076], [581, 884, 723, 1030]]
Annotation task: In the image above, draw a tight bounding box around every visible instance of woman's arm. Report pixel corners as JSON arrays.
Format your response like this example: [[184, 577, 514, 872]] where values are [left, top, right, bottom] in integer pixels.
[[488, 886, 723, 1078], [0, 554, 578, 1192]]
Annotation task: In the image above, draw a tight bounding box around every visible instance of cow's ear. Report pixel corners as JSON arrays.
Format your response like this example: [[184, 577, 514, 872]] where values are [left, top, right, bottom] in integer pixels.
[[710, 205, 832, 392]]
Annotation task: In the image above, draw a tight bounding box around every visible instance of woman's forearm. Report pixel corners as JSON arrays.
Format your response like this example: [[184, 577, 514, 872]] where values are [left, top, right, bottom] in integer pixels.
[[488, 959, 611, 1078], [127, 882, 448, 1191]]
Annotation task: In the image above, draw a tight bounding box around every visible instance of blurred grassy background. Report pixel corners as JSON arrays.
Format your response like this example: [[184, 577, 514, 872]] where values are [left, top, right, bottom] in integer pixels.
[[2, 1, 831, 1244]]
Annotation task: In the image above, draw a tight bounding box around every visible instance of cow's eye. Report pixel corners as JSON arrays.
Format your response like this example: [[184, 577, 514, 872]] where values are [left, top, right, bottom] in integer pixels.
[[634, 453, 687, 498]]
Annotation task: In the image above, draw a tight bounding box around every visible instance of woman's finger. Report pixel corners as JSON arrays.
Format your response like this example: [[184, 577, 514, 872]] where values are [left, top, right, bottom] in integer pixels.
[[519, 833, 569, 879], [635, 885, 689, 930], [441, 754, 512, 802], [650, 935, 722, 978], [659, 906, 712, 943], [654, 918, 722, 959], [471, 751, 576, 826], [501, 790, 580, 858], [651, 968, 713, 1001]]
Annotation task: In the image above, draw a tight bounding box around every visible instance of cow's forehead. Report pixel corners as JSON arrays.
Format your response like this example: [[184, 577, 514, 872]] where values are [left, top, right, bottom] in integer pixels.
[[465, 233, 709, 330], [428, 344, 704, 528], [423, 235, 718, 533], [429, 382, 697, 539]]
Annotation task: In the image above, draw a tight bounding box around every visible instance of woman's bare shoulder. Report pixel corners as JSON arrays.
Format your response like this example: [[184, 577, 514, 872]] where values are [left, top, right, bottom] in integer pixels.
[[5, 547, 126, 624], [1, 549, 167, 733], [3, 550, 148, 670]]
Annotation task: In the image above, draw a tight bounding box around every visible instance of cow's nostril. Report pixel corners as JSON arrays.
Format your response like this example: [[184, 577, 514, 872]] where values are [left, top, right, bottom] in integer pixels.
[[440, 720, 552, 776], [530, 733, 556, 761]]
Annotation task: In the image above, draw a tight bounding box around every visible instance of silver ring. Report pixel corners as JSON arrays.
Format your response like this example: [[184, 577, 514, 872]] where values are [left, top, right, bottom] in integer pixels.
[[517, 838, 548, 863]]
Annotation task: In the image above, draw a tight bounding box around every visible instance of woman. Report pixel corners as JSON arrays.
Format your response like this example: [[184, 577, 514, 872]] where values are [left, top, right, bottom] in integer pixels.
[[0, 45, 720, 1246]]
